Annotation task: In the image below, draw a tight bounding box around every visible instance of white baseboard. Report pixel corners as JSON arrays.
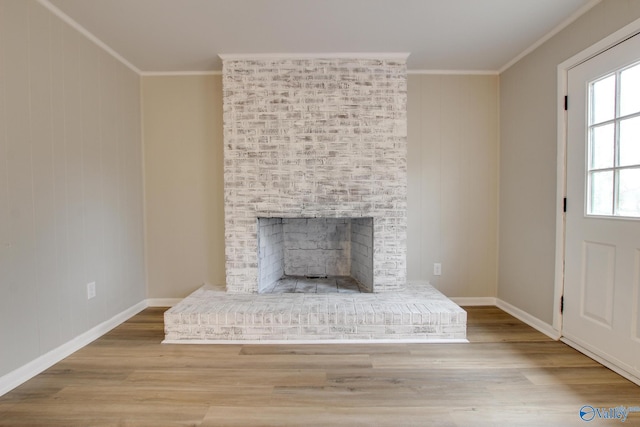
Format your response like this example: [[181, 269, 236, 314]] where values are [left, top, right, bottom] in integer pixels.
[[496, 298, 561, 340], [146, 298, 181, 307], [413, 282, 496, 307], [0, 300, 147, 397], [450, 297, 497, 306], [0, 293, 607, 398], [561, 336, 640, 386], [489, 293, 640, 392]]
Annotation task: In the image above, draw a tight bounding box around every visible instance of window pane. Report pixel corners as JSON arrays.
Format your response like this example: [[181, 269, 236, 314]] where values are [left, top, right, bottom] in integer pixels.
[[590, 123, 614, 169], [617, 168, 640, 217], [619, 116, 640, 167], [591, 74, 616, 125], [589, 170, 613, 215], [620, 62, 640, 117]]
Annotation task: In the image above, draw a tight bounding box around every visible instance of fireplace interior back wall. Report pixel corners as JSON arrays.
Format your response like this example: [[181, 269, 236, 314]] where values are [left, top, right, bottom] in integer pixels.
[[257, 217, 373, 293]]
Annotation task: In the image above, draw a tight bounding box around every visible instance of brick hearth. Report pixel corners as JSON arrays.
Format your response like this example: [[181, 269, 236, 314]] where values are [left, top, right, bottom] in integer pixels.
[[164, 283, 466, 343]]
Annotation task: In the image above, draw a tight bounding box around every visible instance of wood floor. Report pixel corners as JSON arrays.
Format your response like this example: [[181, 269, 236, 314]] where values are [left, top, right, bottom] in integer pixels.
[[0, 307, 638, 426]]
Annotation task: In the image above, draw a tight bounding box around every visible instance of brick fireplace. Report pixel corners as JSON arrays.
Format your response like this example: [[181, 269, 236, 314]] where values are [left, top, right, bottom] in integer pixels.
[[163, 54, 467, 343], [222, 54, 408, 294]]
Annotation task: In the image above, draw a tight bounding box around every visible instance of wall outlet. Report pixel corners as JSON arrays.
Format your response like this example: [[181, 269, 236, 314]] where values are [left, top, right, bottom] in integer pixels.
[[87, 282, 96, 300], [433, 263, 442, 276]]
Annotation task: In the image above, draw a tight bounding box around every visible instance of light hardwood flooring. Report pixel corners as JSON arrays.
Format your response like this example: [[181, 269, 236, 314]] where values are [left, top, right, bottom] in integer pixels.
[[0, 306, 638, 426]]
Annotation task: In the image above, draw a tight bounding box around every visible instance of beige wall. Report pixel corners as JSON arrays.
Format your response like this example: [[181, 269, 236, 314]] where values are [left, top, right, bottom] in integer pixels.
[[142, 76, 225, 298], [407, 75, 499, 297], [499, 0, 640, 324], [0, 0, 145, 377], [143, 74, 499, 299]]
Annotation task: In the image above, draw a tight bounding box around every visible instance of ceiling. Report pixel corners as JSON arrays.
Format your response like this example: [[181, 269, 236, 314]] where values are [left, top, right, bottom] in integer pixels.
[[45, 0, 598, 74]]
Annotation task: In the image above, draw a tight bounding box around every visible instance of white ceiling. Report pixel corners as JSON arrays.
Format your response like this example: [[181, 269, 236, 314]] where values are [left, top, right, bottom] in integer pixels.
[[45, 0, 598, 74]]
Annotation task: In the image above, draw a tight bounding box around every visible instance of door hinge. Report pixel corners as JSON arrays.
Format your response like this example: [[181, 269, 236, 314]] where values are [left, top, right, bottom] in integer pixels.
[[563, 197, 567, 212], [560, 295, 564, 313], [564, 95, 568, 111]]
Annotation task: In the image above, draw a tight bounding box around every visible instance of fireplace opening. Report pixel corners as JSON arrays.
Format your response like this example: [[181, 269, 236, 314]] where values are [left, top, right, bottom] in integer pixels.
[[257, 217, 373, 293]]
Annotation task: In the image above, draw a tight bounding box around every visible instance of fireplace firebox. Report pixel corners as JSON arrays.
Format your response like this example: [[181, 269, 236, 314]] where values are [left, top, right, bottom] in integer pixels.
[[257, 217, 373, 293]]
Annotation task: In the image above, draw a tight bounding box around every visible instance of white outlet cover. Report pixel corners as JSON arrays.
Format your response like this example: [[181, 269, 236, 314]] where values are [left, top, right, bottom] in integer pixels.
[[87, 282, 96, 299], [434, 263, 442, 276]]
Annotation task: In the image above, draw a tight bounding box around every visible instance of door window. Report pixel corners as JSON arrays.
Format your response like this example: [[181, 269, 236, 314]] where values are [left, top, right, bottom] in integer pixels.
[[587, 61, 640, 217]]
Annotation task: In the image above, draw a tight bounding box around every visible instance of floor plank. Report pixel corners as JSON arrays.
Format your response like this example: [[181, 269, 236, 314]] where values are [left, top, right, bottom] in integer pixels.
[[0, 305, 638, 426]]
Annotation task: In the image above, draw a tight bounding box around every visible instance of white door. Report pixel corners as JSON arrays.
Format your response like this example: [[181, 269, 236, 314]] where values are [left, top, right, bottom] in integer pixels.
[[565, 34, 640, 381]]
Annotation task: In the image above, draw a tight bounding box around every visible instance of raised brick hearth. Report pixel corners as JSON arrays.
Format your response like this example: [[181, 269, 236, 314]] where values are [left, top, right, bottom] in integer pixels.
[[164, 283, 467, 343]]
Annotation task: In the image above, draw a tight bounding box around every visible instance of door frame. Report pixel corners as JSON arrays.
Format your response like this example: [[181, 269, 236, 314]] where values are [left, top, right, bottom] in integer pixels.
[[554, 17, 640, 365]]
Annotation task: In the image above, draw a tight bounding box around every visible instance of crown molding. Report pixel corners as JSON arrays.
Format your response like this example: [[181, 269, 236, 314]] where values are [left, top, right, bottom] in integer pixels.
[[499, 0, 602, 73], [35, 0, 603, 79], [143, 68, 496, 76], [37, 0, 142, 75], [141, 71, 222, 77], [408, 69, 498, 75]]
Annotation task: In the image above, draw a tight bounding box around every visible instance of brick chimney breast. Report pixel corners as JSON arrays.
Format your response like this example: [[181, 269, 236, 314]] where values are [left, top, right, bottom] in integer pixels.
[[221, 54, 408, 293]]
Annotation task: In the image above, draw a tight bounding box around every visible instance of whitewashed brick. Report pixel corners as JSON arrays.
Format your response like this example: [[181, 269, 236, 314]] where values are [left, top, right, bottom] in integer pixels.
[[223, 57, 407, 293], [164, 283, 466, 342]]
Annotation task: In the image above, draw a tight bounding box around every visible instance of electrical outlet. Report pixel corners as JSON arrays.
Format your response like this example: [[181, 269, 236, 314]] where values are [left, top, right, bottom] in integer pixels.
[[434, 263, 442, 276], [87, 282, 96, 300]]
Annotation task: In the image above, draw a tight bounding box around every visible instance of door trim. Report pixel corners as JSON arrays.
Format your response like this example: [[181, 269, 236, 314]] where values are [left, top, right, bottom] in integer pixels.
[[555, 17, 640, 334]]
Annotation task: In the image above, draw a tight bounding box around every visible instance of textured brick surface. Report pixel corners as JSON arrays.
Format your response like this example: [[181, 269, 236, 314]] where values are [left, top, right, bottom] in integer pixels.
[[257, 218, 284, 291], [164, 283, 467, 342], [223, 57, 408, 293], [351, 217, 374, 290], [283, 218, 350, 277]]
